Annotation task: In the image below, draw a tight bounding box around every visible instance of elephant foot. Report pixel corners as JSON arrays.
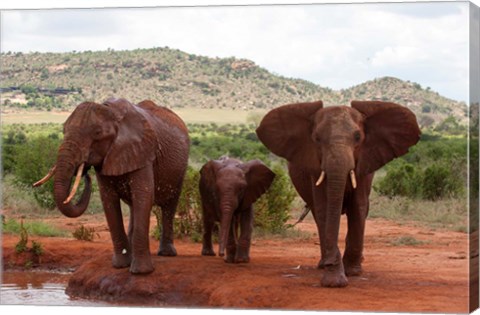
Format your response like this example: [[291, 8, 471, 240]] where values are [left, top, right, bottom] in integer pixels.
[[234, 245, 250, 263], [224, 254, 236, 263], [201, 247, 216, 256], [234, 256, 250, 263], [343, 255, 364, 276], [130, 256, 154, 274], [344, 262, 363, 277], [112, 251, 131, 269], [317, 258, 326, 269], [321, 265, 348, 288], [158, 243, 177, 256]]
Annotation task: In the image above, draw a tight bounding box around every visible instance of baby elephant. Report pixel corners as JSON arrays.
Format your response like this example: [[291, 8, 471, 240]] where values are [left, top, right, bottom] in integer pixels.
[[199, 157, 275, 263]]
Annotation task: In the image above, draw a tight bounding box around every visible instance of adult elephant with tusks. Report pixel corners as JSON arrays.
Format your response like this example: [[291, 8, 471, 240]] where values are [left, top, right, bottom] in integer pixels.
[[256, 100, 420, 287], [33, 98, 190, 274]]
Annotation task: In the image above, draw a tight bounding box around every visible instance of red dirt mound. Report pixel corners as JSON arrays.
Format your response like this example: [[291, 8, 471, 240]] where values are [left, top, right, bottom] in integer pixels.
[[1, 214, 472, 313]]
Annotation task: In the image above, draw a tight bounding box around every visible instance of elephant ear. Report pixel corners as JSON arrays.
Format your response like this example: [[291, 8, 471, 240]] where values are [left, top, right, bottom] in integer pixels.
[[352, 101, 421, 176], [240, 160, 276, 207], [101, 98, 157, 176], [256, 101, 323, 170], [199, 160, 222, 195]]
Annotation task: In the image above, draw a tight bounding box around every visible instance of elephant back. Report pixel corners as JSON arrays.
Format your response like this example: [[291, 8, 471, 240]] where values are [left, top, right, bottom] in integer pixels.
[[137, 100, 189, 136]]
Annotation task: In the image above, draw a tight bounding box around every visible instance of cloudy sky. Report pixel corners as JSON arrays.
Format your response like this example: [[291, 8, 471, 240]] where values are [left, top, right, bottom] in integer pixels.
[[0, 0, 474, 102]]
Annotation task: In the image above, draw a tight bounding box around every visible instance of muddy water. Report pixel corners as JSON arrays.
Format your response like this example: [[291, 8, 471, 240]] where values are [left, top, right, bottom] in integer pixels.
[[1, 270, 109, 306]]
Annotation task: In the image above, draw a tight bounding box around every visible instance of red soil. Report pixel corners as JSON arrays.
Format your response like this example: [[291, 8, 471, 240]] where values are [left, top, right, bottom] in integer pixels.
[[1, 211, 474, 313]]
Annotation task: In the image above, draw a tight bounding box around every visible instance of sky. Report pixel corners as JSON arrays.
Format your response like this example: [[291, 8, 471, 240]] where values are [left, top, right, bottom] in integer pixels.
[[0, 0, 474, 103]]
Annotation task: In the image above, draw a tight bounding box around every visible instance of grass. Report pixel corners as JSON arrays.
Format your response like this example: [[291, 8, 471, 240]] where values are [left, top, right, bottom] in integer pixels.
[[2, 174, 105, 217], [3, 218, 67, 237], [368, 191, 468, 232], [2, 107, 253, 125], [390, 236, 430, 246], [253, 225, 312, 241], [2, 111, 71, 125], [2, 174, 50, 216]]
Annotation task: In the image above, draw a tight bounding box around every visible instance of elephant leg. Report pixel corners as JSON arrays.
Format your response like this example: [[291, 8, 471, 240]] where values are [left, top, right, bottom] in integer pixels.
[[343, 207, 367, 276], [343, 200, 369, 277], [201, 209, 216, 256], [235, 206, 253, 263], [311, 208, 327, 269], [343, 175, 372, 277], [127, 204, 134, 249], [157, 197, 178, 257], [97, 176, 131, 269], [313, 185, 347, 288], [225, 218, 238, 263], [128, 168, 155, 274]]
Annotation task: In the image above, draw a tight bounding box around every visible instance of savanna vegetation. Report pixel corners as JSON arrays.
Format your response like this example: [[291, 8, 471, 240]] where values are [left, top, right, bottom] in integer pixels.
[[1, 115, 472, 243], [1, 48, 467, 127]]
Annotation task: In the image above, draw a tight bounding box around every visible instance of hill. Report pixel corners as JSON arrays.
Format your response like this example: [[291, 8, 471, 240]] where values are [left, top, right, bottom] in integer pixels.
[[0, 47, 467, 126]]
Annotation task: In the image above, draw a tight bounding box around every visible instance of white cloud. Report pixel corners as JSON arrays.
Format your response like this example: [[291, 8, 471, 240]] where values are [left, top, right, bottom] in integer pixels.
[[371, 46, 428, 68]]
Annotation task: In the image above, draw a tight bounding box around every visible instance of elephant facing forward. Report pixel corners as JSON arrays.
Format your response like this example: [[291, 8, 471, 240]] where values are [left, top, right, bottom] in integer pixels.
[[34, 98, 190, 274], [199, 157, 275, 263], [256, 100, 420, 287]]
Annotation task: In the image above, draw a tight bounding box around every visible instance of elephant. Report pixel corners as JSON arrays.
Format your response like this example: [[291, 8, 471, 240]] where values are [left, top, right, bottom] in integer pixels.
[[33, 98, 190, 274], [256, 100, 420, 287], [199, 156, 275, 263]]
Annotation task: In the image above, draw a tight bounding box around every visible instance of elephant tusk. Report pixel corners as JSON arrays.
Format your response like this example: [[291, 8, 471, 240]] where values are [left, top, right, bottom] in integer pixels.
[[315, 171, 325, 186], [63, 163, 85, 204], [350, 170, 357, 189], [33, 165, 57, 187]]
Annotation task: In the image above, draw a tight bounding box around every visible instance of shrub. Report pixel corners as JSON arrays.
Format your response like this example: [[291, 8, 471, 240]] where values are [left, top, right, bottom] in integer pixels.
[[31, 240, 44, 256], [375, 160, 420, 198], [14, 136, 60, 209], [422, 163, 464, 200], [72, 225, 98, 241], [175, 166, 203, 240], [374, 133, 466, 201], [254, 164, 296, 233], [15, 220, 29, 254]]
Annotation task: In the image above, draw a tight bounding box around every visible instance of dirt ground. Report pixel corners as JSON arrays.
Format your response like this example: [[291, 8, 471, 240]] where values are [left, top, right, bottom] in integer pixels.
[[1, 211, 475, 313]]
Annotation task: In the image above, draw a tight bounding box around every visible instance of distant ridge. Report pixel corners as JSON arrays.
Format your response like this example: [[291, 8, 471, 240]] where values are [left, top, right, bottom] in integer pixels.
[[0, 47, 467, 125]]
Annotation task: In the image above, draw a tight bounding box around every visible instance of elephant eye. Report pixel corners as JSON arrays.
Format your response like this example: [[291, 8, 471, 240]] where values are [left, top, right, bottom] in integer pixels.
[[92, 126, 103, 139], [354, 131, 361, 142]]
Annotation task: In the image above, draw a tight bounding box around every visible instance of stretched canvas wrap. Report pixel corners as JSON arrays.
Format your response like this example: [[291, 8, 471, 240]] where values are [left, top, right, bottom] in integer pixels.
[[0, 1, 479, 314]]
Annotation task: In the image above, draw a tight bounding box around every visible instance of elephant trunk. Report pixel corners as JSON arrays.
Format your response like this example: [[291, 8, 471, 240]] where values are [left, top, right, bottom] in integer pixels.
[[53, 143, 91, 218], [322, 148, 355, 266], [218, 196, 237, 257]]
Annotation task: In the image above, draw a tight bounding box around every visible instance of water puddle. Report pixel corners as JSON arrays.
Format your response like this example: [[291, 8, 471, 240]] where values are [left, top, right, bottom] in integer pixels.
[[1, 270, 109, 306]]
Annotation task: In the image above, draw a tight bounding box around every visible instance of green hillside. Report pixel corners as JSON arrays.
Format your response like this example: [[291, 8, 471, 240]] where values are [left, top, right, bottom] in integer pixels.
[[0, 47, 467, 126]]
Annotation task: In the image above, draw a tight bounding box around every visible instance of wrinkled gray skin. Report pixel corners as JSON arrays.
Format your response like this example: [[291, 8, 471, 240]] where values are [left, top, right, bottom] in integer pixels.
[[50, 98, 189, 274], [199, 157, 275, 263], [256, 100, 420, 287]]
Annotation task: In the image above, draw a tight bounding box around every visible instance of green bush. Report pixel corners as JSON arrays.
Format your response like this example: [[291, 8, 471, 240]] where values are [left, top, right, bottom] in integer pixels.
[[374, 133, 466, 201], [422, 163, 464, 200], [254, 164, 296, 233], [175, 166, 203, 240], [14, 136, 60, 209], [375, 161, 464, 200], [375, 160, 420, 198]]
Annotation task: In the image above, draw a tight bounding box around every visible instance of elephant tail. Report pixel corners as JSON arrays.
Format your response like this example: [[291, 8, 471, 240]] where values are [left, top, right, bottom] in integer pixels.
[[292, 204, 311, 226]]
